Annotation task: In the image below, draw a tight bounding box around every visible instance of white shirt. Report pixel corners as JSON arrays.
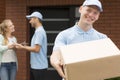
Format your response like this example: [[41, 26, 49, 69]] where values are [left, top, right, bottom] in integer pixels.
[[2, 37, 17, 63]]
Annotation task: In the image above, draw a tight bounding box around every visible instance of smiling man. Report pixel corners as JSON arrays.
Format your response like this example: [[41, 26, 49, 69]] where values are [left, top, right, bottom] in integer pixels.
[[50, 0, 107, 79]]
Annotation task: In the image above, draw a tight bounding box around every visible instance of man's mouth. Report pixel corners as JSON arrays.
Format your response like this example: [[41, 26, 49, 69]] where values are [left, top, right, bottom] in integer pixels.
[[86, 17, 94, 22]]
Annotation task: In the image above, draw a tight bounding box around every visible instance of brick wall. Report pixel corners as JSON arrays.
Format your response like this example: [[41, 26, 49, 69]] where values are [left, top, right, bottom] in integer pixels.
[[95, 0, 120, 48], [2, 0, 120, 80], [5, 0, 29, 80], [0, 0, 5, 22], [27, 0, 84, 6]]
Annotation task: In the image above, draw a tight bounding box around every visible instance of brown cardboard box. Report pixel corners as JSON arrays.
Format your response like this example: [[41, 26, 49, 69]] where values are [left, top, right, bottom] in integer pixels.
[[60, 38, 120, 80]]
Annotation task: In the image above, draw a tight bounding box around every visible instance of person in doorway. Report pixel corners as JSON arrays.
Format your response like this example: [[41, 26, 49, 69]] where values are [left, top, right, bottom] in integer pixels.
[[15, 11, 48, 80], [50, 0, 107, 79], [0, 19, 18, 80]]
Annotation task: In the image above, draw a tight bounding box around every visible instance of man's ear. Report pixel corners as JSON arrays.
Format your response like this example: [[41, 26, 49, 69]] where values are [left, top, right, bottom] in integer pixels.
[[79, 6, 83, 13], [96, 14, 100, 21]]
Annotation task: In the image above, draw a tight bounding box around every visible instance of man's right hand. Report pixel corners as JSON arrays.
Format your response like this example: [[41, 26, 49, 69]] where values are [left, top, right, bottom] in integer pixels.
[[50, 50, 66, 79], [14, 43, 25, 49], [54, 59, 65, 78]]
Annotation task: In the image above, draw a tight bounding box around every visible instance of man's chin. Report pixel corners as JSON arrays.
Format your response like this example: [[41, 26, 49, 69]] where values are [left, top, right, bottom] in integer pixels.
[[31, 25, 34, 28], [85, 22, 92, 25], [85, 21, 94, 25], [31, 24, 36, 28]]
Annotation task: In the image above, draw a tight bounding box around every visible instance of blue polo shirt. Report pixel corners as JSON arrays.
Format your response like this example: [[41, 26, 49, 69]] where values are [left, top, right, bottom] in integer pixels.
[[30, 26, 48, 69], [53, 24, 107, 51]]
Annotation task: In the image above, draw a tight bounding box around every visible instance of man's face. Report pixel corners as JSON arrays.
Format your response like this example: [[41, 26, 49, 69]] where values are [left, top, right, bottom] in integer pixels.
[[29, 17, 37, 27], [79, 5, 100, 25]]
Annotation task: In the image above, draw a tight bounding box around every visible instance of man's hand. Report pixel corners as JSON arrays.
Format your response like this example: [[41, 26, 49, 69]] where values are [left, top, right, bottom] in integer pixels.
[[50, 50, 66, 78], [54, 60, 65, 78], [14, 43, 24, 49]]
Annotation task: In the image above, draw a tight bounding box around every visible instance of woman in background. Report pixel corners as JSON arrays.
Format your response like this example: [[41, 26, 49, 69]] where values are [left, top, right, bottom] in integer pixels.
[[0, 19, 17, 80]]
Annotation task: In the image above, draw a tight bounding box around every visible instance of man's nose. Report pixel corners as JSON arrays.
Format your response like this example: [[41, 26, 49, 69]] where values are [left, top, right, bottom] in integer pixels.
[[29, 20, 31, 23], [88, 12, 94, 17]]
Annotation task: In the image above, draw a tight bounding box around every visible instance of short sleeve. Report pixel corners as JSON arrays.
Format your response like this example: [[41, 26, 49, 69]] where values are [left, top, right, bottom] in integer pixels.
[[53, 32, 66, 51], [99, 33, 108, 39], [34, 31, 44, 46]]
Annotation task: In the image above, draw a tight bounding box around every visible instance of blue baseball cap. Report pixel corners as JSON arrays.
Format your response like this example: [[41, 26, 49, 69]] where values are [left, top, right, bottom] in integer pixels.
[[26, 11, 43, 20], [82, 0, 103, 12]]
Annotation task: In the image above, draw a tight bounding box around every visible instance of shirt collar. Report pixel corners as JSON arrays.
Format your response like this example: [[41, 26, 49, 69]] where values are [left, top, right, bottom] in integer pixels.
[[74, 23, 94, 34], [35, 26, 43, 32]]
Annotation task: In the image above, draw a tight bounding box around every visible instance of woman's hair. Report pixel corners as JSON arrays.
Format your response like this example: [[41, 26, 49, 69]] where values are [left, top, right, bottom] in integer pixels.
[[0, 19, 12, 45]]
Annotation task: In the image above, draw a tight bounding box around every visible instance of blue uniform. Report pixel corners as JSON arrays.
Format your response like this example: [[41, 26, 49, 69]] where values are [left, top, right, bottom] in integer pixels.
[[30, 26, 48, 69], [53, 24, 107, 51]]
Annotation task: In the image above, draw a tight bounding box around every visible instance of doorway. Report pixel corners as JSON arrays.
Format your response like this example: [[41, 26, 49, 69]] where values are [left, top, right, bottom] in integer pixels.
[[28, 6, 79, 80]]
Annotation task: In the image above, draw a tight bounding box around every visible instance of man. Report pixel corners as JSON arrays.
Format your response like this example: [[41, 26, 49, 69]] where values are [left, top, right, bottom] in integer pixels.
[[50, 0, 107, 79], [16, 11, 48, 80]]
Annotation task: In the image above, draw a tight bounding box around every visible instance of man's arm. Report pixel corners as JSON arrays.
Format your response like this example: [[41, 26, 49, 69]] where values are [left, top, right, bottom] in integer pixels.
[[16, 44, 40, 53], [50, 50, 66, 78]]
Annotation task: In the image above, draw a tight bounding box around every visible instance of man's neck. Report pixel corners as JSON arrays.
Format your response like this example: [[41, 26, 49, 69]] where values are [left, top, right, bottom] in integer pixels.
[[35, 23, 42, 29], [78, 20, 92, 32]]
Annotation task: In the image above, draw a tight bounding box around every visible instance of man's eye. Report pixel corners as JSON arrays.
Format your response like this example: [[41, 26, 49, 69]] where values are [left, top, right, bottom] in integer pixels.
[[87, 9, 91, 13]]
